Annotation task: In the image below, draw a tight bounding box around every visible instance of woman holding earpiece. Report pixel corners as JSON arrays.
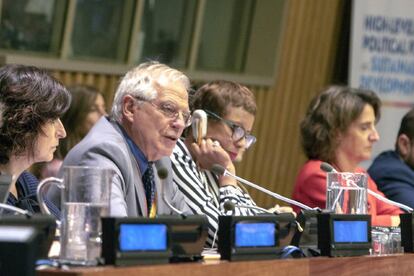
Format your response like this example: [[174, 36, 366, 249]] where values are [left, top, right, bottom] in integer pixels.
[[171, 80, 291, 247], [0, 64, 70, 216]]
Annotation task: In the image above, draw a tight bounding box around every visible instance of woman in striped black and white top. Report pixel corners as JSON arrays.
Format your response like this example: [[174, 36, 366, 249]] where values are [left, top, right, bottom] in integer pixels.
[[170, 80, 263, 247]]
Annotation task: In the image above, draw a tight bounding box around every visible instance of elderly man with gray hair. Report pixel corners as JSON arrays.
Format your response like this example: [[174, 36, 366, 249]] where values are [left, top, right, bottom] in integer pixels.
[[56, 61, 193, 217]]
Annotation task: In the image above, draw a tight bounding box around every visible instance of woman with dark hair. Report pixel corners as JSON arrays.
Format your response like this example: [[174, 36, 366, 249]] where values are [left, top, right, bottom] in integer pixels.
[[0, 64, 71, 215], [292, 85, 401, 226], [171, 80, 291, 247], [59, 84, 106, 159], [33, 84, 106, 179]]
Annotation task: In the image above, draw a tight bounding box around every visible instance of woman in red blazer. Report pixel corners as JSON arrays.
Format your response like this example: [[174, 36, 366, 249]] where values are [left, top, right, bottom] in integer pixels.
[[292, 85, 401, 227]]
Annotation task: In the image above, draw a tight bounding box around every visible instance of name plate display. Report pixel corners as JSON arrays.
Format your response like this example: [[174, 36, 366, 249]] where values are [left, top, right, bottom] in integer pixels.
[[400, 213, 414, 252], [102, 215, 208, 266], [218, 215, 279, 261], [317, 213, 371, 257]]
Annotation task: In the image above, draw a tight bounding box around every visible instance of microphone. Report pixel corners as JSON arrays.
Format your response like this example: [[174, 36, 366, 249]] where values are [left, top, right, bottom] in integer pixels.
[[223, 200, 235, 212], [0, 203, 32, 217], [155, 162, 168, 180], [320, 162, 338, 173], [211, 164, 313, 211], [155, 158, 186, 217], [0, 174, 32, 217], [320, 162, 413, 212]]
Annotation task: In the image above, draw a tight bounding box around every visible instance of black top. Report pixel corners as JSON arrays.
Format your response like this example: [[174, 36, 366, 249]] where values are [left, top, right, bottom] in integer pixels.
[[6, 171, 60, 218], [369, 150, 414, 209]]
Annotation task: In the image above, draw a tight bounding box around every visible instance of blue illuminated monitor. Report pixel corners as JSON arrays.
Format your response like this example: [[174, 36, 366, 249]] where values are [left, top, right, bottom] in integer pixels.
[[119, 224, 167, 251], [235, 222, 276, 247], [333, 220, 368, 243]]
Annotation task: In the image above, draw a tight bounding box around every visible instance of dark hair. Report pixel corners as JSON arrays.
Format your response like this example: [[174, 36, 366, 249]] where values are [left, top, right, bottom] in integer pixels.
[[396, 108, 414, 152], [191, 80, 256, 117], [0, 64, 71, 164], [300, 85, 381, 162], [57, 84, 102, 158]]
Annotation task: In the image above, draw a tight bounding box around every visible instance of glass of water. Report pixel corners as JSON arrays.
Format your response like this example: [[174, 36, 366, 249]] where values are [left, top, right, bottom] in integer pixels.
[[326, 172, 368, 214], [38, 166, 113, 265]]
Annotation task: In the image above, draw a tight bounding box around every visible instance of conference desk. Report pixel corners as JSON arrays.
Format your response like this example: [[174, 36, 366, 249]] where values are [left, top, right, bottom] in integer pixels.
[[37, 253, 414, 276]]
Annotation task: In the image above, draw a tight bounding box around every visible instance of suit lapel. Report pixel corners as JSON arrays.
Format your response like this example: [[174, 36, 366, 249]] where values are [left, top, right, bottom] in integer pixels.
[[133, 163, 148, 217], [111, 120, 148, 217]]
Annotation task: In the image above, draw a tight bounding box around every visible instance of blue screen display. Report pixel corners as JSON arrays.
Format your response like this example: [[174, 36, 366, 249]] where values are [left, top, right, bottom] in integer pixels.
[[235, 222, 276, 247], [333, 220, 368, 243], [119, 224, 167, 251]]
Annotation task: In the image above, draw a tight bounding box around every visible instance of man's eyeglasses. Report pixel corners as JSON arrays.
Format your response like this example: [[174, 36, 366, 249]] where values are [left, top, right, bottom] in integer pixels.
[[133, 96, 192, 127], [204, 110, 256, 149]]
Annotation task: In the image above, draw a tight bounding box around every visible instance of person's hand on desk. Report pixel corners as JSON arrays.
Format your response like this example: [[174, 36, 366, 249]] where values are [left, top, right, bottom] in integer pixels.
[[268, 204, 297, 218], [268, 205, 297, 247], [391, 215, 400, 227]]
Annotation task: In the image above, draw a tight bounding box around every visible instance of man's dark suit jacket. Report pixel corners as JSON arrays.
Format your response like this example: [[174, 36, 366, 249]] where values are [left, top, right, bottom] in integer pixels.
[[368, 150, 414, 209]]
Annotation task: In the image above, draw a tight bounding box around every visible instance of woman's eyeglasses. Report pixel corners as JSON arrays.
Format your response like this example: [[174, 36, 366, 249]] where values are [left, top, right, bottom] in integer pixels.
[[204, 110, 256, 149]]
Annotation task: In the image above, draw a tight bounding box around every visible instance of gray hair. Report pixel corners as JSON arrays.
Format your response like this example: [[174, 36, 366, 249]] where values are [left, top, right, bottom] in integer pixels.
[[111, 61, 190, 123]]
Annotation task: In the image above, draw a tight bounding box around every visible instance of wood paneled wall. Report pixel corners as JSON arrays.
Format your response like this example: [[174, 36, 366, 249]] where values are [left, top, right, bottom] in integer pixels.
[[238, 0, 346, 207], [50, 0, 347, 208], [50, 71, 121, 112]]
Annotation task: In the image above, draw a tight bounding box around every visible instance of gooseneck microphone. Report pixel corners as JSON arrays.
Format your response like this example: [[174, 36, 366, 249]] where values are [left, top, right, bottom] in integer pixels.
[[155, 158, 186, 218], [223, 200, 235, 212], [320, 162, 413, 212], [320, 162, 338, 173], [156, 164, 168, 180], [0, 203, 32, 217], [0, 174, 32, 217], [211, 164, 313, 211]]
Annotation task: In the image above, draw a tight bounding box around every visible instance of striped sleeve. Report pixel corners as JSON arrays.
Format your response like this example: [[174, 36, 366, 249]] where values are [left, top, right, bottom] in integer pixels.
[[218, 185, 262, 216], [170, 139, 264, 247]]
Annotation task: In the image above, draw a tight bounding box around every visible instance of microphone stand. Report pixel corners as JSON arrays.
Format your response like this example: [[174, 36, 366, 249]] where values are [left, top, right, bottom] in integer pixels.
[[219, 167, 313, 211], [0, 203, 32, 217], [156, 160, 187, 218]]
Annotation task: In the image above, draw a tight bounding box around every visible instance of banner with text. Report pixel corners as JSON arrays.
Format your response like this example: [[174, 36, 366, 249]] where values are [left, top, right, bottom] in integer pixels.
[[350, 0, 414, 166]]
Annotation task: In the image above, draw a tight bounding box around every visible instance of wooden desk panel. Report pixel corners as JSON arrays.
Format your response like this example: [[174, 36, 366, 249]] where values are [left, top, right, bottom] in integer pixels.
[[310, 254, 414, 275], [37, 258, 308, 276], [37, 254, 414, 276]]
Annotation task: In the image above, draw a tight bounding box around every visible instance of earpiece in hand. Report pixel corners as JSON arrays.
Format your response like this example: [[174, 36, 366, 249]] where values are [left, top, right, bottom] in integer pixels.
[[192, 110, 207, 145]]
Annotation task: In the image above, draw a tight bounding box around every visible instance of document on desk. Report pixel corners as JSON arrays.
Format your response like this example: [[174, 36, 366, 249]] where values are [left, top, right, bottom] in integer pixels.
[[202, 248, 221, 262]]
